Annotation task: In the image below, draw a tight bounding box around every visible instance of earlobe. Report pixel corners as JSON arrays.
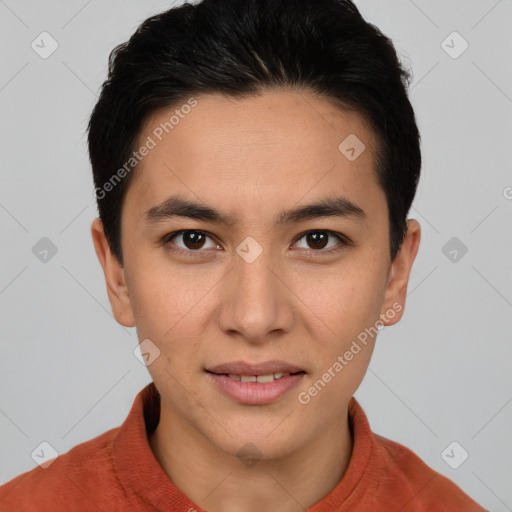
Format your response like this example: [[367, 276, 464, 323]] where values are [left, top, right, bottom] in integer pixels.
[[90, 218, 136, 327], [380, 219, 421, 327]]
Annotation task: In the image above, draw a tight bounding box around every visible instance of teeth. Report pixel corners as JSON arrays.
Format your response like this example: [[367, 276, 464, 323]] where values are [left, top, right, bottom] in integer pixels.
[[256, 374, 274, 383], [227, 372, 291, 382]]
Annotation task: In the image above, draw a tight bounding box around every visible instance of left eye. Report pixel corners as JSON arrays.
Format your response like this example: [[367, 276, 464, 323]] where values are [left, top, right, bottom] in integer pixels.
[[293, 230, 347, 253]]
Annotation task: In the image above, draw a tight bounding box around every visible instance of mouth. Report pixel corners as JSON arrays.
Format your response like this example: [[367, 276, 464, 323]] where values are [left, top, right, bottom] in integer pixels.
[[205, 360, 306, 379], [204, 361, 307, 405], [206, 369, 306, 383]]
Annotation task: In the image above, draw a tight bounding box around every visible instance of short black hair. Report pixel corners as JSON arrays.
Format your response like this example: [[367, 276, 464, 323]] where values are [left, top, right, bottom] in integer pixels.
[[88, 0, 421, 265]]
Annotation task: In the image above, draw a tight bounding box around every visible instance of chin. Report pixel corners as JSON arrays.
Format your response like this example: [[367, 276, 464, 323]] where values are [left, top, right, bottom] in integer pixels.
[[207, 423, 307, 463]]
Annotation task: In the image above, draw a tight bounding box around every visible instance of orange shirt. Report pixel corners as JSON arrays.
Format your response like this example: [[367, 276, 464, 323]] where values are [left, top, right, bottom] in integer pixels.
[[0, 382, 486, 511]]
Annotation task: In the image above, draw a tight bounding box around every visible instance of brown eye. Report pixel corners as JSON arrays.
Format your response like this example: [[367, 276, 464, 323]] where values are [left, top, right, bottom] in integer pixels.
[[180, 231, 207, 250], [305, 231, 329, 250], [293, 230, 349, 254], [164, 230, 218, 253]]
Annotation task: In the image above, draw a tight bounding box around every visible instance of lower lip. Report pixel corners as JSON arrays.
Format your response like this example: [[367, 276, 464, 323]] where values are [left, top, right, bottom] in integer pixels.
[[206, 372, 306, 405]]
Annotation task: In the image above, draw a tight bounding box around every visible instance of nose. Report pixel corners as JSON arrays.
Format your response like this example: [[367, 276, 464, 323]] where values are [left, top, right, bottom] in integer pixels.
[[215, 246, 294, 344]]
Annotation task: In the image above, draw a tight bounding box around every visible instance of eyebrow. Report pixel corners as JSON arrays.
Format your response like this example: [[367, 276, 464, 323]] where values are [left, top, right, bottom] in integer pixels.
[[144, 194, 367, 227]]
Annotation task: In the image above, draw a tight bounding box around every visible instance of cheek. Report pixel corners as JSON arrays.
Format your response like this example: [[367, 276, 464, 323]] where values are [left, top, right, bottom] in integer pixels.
[[300, 257, 387, 331], [299, 255, 389, 377], [297, 273, 383, 409], [127, 267, 206, 382], [125, 259, 186, 336], [126, 256, 222, 352]]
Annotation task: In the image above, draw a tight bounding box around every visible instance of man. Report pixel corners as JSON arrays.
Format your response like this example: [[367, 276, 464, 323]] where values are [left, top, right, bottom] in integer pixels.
[[0, 0, 486, 510]]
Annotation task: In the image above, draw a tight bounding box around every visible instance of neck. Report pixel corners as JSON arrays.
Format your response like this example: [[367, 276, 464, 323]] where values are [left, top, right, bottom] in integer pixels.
[[149, 406, 353, 512]]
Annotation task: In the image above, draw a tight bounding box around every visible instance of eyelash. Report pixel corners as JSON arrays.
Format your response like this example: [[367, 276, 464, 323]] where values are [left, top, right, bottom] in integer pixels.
[[161, 229, 352, 258]]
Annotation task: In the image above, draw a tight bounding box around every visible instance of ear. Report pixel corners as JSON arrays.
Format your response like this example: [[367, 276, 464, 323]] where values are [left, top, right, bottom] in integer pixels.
[[91, 217, 136, 328], [379, 219, 421, 326]]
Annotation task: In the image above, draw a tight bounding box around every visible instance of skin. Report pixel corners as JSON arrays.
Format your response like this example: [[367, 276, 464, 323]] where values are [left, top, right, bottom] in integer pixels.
[[91, 90, 421, 512]]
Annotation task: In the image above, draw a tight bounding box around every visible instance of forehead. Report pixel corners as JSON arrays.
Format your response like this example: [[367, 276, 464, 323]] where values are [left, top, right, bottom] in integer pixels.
[[125, 90, 383, 222]]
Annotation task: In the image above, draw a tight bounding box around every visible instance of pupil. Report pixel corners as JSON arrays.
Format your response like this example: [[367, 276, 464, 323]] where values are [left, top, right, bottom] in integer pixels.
[[185, 232, 205, 250], [307, 231, 328, 249]]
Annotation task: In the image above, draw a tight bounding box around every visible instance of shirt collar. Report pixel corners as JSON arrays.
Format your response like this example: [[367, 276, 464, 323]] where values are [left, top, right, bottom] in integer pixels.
[[112, 382, 374, 510], [112, 381, 202, 509]]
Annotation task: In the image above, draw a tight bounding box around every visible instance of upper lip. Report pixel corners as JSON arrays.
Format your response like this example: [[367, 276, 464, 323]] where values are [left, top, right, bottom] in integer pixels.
[[206, 360, 305, 376]]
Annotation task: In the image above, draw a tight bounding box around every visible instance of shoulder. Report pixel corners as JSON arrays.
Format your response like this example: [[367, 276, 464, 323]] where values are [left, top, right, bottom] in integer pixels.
[[0, 427, 123, 511], [373, 434, 486, 511]]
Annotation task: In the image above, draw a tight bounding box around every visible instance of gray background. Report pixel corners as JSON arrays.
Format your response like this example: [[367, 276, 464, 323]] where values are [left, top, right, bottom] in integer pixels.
[[0, 0, 511, 509]]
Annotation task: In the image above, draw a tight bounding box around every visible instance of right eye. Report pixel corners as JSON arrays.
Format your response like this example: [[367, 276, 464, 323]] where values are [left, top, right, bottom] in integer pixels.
[[162, 230, 221, 256]]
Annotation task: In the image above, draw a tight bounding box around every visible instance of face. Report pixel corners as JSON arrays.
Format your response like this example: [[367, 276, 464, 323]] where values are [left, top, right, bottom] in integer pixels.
[[92, 90, 420, 460]]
